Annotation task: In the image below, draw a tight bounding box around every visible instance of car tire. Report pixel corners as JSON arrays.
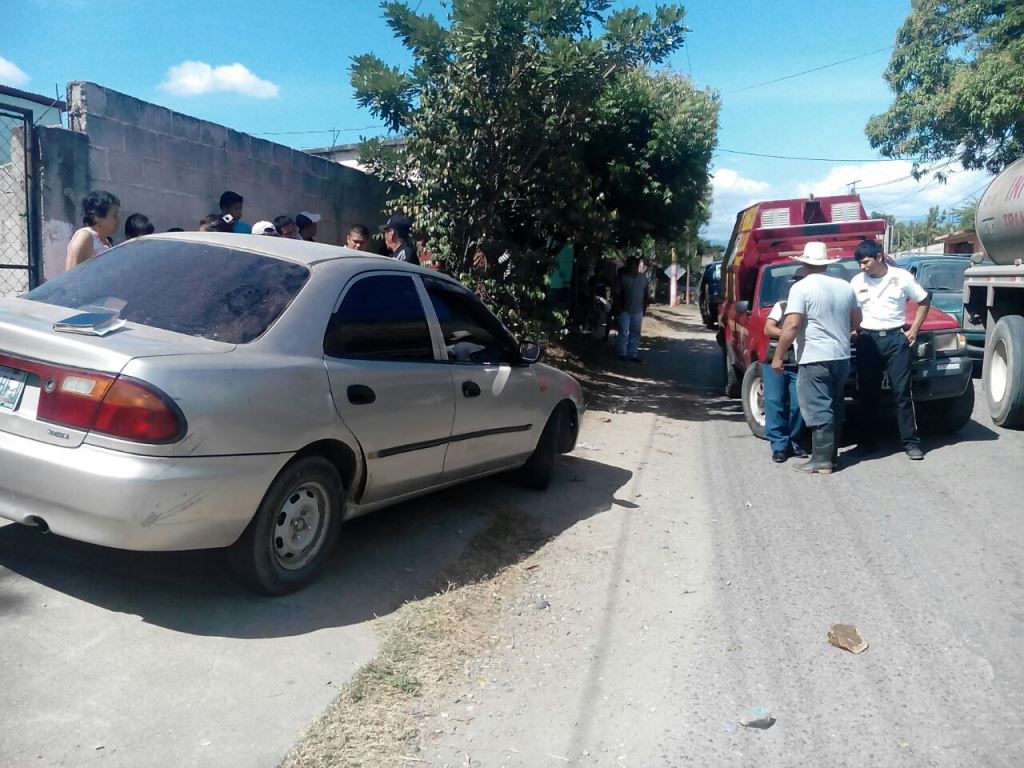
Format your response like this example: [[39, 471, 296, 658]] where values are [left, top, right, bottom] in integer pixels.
[[722, 346, 741, 399], [228, 456, 344, 595], [984, 316, 1024, 428], [517, 410, 562, 491], [917, 382, 975, 434], [741, 362, 767, 439]]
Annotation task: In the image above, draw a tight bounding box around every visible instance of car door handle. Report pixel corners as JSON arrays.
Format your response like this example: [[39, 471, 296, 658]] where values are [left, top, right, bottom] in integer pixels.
[[347, 384, 376, 405], [462, 381, 481, 398]]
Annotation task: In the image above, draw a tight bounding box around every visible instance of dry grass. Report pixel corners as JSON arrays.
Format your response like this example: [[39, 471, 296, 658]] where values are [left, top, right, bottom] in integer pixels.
[[280, 509, 547, 768]]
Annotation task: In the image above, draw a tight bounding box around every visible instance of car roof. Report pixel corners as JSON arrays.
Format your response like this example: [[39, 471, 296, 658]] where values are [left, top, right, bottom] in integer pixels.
[[144, 231, 397, 269], [896, 255, 971, 263]]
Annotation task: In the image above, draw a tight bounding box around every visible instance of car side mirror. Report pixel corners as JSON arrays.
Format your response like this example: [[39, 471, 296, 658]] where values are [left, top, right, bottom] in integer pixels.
[[519, 341, 543, 364], [734, 300, 750, 315]]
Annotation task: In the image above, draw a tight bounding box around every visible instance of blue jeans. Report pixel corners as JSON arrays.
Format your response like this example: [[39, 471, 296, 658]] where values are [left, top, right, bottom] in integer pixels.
[[763, 364, 804, 453], [617, 312, 643, 358], [796, 359, 850, 429]]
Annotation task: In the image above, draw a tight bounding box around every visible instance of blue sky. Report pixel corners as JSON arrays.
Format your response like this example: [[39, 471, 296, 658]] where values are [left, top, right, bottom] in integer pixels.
[[3, 0, 991, 241]]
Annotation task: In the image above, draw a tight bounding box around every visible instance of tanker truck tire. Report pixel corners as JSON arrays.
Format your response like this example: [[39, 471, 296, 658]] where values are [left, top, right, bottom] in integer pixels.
[[741, 363, 767, 440], [984, 316, 1024, 429], [917, 382, 975, 435]]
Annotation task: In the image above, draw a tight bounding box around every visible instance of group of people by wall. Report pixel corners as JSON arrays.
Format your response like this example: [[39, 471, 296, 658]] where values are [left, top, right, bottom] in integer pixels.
[[64, 189, 428, 273]]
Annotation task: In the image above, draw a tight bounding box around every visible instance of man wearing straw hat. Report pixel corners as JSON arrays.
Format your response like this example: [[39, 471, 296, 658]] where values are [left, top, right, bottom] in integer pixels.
[[771, 242, 862, 474]]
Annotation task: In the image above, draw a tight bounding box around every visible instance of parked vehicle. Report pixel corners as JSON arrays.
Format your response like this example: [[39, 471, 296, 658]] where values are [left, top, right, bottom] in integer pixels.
[[698, 261, 722, 329], [0, 234, 584, 593], [716, 195, 974, 438], [896, 254, 986, 371], [965, 155, 1024, 427]]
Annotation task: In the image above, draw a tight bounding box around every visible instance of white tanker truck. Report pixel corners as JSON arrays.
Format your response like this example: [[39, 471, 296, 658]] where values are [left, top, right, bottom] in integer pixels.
[[965, 156, 1024, 427]]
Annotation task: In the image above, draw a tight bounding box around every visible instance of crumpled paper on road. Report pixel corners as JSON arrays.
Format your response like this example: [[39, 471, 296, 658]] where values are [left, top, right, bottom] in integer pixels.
[[828, 624, 868, 654]]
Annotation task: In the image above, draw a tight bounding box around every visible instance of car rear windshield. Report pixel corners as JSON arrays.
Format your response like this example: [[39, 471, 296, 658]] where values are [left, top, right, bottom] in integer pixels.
[[24, 238, 309, 344], [914, 261, 968, 292]]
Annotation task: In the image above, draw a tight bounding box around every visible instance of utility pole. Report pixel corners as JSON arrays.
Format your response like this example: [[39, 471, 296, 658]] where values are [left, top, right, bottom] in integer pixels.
[[684, 245, 692, 305], [670, 246, 678, 307], [847, 179, 862, 195]]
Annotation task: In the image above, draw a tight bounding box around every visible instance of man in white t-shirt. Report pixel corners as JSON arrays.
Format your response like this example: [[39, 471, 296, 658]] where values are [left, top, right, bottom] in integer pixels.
[[850, 240, 931, 460], [772, 242, 861, 474]]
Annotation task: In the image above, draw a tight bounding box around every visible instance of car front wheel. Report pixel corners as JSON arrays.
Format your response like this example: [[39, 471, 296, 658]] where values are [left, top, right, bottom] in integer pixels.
[[228, 456, 344, 595], [517, 410, 562, 490]]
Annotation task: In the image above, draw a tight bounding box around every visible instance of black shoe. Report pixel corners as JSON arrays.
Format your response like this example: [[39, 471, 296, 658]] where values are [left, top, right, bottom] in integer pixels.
[[617, 355, 628, 362], [795, 426, 835, 474], [790, 446, 809, 459], [772, 450, 787, 463], [629, 356, 642, 363], [906, 446, 924, 461]]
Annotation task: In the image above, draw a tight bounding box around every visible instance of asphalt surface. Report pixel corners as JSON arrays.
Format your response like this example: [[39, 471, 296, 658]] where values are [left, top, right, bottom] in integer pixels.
[[422, 305, 1024, 768]]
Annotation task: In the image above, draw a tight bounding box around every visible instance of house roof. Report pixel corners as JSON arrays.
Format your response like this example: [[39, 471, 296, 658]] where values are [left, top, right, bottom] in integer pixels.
[[304, 136, 408, 155], [0, 84, 67, 112]]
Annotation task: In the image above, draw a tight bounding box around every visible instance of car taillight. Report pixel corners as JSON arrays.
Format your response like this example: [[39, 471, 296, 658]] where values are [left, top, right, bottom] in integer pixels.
[[93, 377, 184, 443], [36, 370, 116, 431]]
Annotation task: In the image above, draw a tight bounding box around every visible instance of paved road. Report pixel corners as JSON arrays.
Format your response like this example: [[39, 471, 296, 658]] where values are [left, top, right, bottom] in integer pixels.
[[0, 478, 560, 767], [425, 305, 1024, 767]]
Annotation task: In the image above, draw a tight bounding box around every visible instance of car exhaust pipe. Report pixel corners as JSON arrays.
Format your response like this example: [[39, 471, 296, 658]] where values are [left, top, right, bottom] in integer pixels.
[[24, 515, 50, 533]]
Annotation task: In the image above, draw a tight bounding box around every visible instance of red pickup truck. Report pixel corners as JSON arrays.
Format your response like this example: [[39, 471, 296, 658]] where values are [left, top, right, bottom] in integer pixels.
[[717, 194, 975, 437]]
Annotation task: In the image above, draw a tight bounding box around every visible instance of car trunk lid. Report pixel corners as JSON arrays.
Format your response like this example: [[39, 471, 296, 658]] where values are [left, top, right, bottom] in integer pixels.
[[0, 298, 233, 447]]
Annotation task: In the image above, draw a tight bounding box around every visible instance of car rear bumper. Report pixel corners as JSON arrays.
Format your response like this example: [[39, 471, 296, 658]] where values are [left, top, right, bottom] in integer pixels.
[[910, 354, 972, 402], [0, 430, 289, 551]]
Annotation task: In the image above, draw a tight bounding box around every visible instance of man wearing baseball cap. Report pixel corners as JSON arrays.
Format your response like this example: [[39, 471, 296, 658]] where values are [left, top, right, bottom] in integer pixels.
[[771, 242, 862, 474], [380, 213, 419, 265]]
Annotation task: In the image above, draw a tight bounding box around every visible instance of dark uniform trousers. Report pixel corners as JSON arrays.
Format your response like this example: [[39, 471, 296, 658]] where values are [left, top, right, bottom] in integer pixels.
[[855, 329, 919, 449]]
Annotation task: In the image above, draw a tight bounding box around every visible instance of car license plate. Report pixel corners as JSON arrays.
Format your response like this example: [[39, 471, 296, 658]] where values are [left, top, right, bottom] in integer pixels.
[[0, 365, 28, 412], [936, 362, 960, 372]]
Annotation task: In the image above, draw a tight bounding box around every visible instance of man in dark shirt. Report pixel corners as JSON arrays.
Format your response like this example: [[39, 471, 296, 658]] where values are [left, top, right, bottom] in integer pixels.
[[380, 214, 419, 265]]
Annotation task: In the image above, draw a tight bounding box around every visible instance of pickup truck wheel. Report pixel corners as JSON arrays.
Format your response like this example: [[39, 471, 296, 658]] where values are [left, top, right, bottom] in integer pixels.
[[741, 362, 767, 440], [984, 316, 1024, 428], [722, 346, 741, 399], [917, 382, 975, 434], [228, 456, 343, 595]]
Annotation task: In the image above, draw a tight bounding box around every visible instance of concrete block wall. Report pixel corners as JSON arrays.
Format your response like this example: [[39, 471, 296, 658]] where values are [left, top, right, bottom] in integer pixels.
[[48, 81, 388, 279], [36, 126, 90, 281]]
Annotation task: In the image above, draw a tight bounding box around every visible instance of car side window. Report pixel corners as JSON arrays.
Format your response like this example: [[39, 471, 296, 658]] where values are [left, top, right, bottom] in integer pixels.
[[324, 274, 434, 361], [424, 278, 517, 365]]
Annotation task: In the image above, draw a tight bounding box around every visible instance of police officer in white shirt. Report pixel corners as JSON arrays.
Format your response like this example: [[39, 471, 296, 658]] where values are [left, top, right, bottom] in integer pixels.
[[850, 240, 931, 460]]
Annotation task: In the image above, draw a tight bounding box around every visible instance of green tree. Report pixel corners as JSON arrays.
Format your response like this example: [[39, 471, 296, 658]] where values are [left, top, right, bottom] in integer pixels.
[[871, 206, 951, 250], [866, 0, 1024, 176], [351, 0, 718, 336]]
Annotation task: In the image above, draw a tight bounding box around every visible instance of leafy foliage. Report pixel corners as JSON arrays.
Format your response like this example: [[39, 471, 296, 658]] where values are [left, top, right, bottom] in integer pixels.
[[351, 0, 719, 337], [866, 0, 1024, 176]]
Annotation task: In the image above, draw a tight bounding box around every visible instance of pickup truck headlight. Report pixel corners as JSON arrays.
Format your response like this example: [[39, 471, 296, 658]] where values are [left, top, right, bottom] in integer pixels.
[[932, 331, 966, 355]]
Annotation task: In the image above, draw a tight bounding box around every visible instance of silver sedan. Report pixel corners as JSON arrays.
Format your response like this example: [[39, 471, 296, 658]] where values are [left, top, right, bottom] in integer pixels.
[[0, 234, 584, 593]]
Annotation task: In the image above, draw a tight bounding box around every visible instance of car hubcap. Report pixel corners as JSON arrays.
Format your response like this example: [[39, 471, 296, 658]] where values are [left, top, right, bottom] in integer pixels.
[[990, 341, 1008, 403], [750, 378, 765, 426], [272, 482, 328, 571]]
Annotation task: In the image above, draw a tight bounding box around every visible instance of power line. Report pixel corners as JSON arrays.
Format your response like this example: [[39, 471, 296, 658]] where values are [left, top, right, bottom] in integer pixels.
[[724, 45, 893, 95], [715, 147, 905, 163], [254, 126, 380, 137]]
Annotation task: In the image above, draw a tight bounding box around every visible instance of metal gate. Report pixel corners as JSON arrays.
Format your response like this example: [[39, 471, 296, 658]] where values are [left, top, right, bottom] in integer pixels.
[[0, 103, 40, 296]]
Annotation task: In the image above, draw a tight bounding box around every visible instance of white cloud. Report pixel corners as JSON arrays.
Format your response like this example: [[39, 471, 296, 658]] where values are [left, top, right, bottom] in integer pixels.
[[0, 55, 30, 87], [704, 161, 993, 242], [159, 61, 279, 99]]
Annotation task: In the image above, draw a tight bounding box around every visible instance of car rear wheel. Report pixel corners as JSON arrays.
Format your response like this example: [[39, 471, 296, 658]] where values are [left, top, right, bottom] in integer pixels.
[[917, 382, 975, 434], [984, 316, 1024, 428], [741, 362, 767, 439], [517, 410, 562, 490], [228, 456, 343, 595]]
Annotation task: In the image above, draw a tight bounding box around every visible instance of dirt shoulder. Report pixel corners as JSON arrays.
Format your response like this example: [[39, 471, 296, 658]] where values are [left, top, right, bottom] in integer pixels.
[[282, 305, 717, 768]]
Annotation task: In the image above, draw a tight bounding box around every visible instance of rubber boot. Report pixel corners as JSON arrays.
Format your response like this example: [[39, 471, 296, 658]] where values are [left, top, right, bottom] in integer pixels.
[[796, 426, 835, 474]]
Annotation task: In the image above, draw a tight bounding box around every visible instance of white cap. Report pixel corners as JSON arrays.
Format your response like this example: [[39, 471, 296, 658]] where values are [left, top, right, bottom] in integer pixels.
[[252, 220, 277, 235]]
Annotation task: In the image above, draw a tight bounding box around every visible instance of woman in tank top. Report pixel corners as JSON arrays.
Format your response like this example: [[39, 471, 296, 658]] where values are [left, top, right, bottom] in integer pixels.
[[66, 190, 121, 271]]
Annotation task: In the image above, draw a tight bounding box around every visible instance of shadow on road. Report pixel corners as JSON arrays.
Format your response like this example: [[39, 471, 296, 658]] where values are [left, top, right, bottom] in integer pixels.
[[0, 456, 630, 640], [558, 306, 735, 421]]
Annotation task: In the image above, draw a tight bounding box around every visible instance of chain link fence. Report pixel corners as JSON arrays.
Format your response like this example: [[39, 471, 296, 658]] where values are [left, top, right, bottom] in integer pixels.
[[1, 107, 33, 297]]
